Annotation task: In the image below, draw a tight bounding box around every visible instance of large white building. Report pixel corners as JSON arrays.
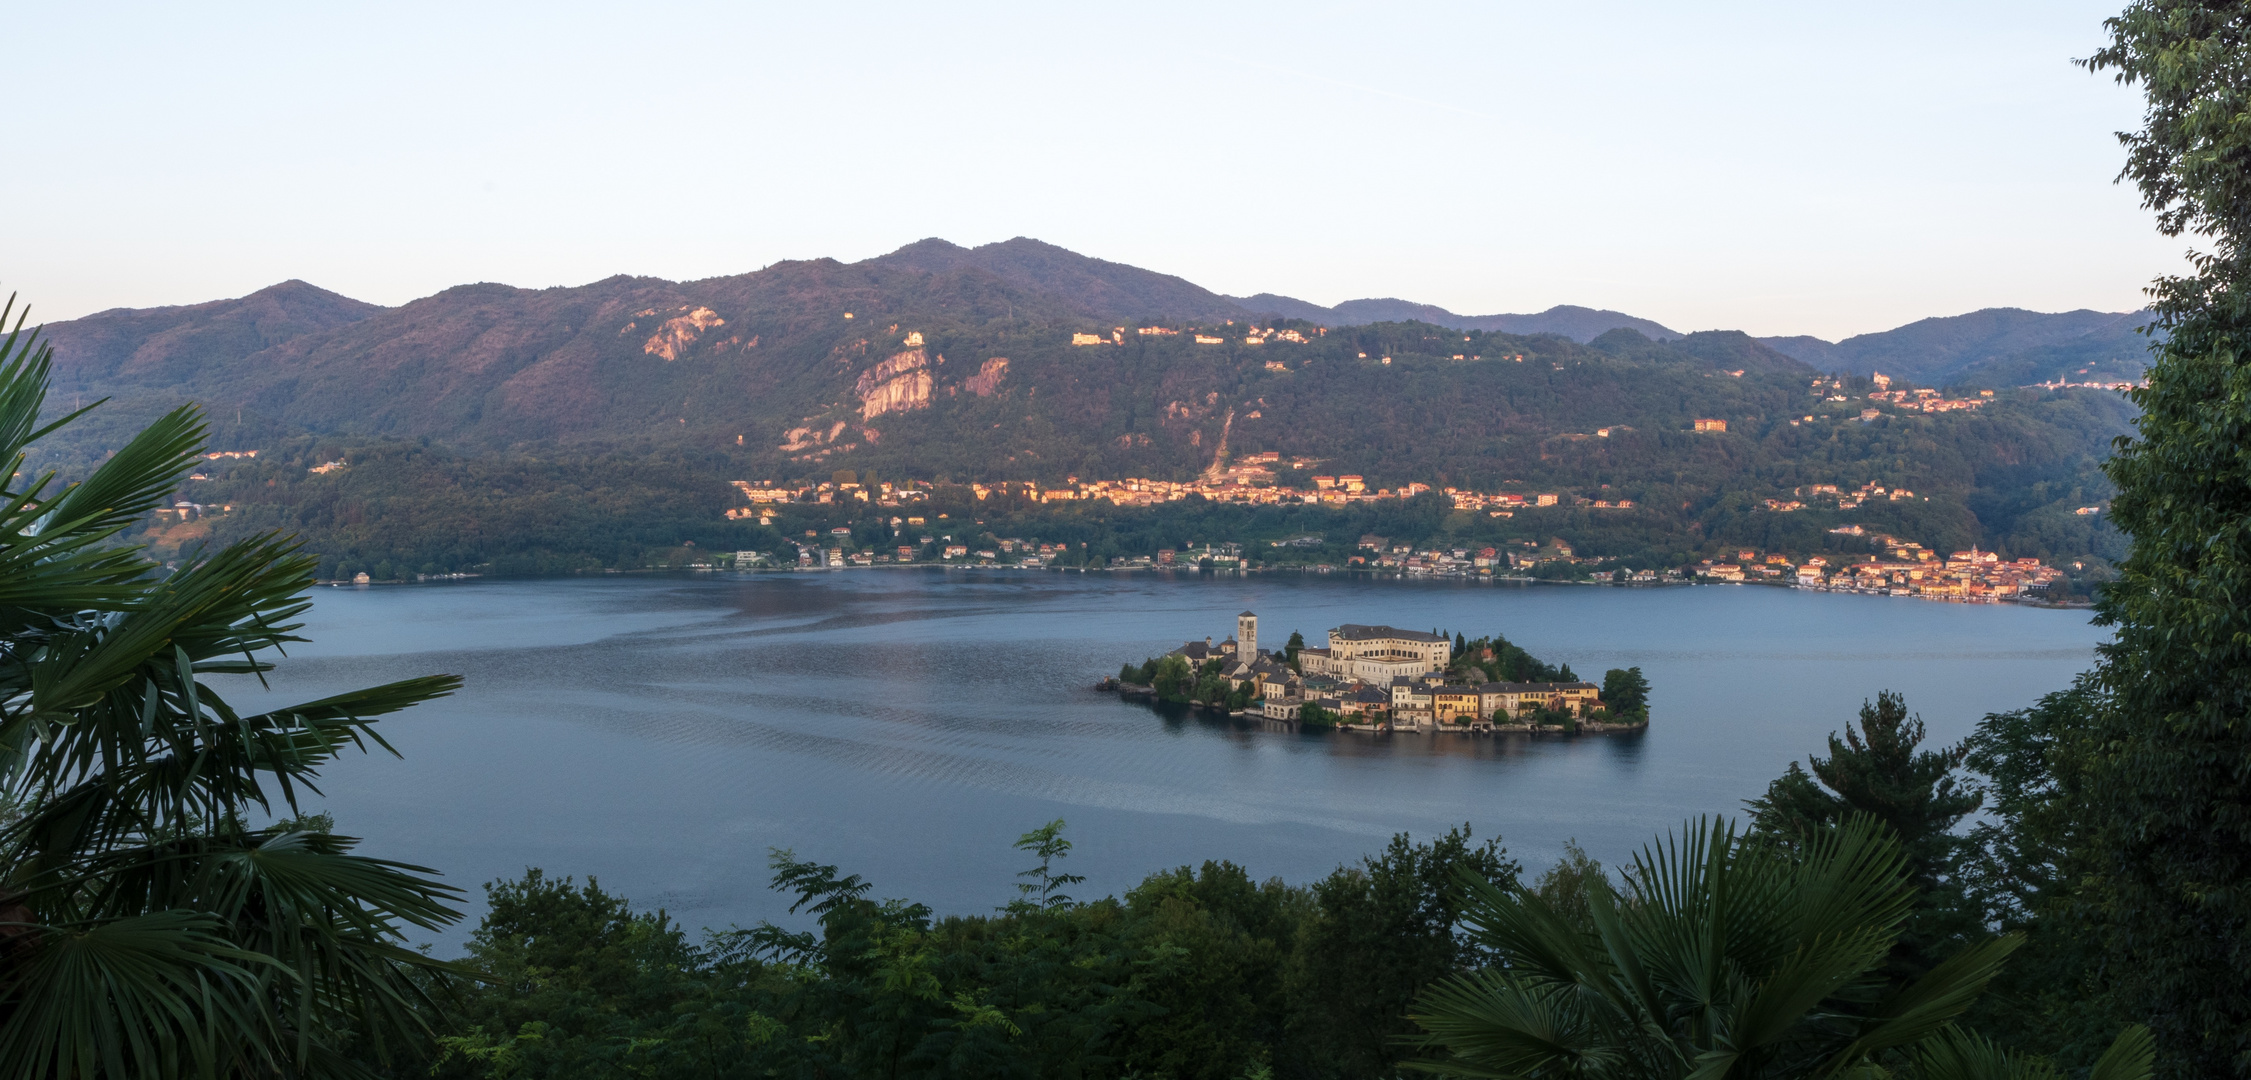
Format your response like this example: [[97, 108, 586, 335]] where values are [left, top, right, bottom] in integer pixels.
[[1300, 624, 1451, 683]]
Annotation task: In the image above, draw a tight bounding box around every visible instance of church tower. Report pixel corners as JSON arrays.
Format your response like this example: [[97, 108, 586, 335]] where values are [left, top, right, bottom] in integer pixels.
[[1238, 611, 1258, 659]]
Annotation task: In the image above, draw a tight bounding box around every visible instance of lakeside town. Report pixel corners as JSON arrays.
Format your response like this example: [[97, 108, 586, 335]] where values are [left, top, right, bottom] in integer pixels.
[[709, 367, 2097, 605], [1104, 613, 1649, 734], [713, 479, 2081, 605]]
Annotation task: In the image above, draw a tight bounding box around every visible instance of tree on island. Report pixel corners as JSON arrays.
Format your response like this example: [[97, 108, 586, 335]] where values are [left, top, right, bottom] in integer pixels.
[[1602, 666, 1651, 719], [1192, 667, 1233, 706], [1150, 654, 1195, 702]]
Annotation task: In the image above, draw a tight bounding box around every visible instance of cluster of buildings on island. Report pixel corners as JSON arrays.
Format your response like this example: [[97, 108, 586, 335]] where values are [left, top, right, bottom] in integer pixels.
[[1158, 613, 1608, 732]]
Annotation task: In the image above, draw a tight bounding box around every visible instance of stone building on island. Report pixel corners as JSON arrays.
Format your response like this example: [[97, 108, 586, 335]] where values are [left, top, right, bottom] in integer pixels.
[[1158, 612, 1608, 731], [1299, 624, 1451, 683]]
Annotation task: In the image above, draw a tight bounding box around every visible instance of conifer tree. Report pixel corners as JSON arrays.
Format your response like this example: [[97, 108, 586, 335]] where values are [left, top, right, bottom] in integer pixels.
[[1748, 692, 1981, 980]]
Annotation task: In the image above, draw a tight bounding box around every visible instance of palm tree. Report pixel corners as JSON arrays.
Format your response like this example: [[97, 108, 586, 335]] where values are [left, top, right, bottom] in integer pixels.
[[1407, 815, 2147, 1079], [0, 298, 466, 1078]]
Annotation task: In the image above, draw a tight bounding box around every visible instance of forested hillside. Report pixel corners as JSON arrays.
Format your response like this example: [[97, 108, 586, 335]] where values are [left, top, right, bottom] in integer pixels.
[[26, 237, 2138, 578]]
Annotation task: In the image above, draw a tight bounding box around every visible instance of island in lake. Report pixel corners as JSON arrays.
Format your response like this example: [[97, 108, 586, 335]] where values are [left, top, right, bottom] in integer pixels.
[[1110, 612, 1650, 733]]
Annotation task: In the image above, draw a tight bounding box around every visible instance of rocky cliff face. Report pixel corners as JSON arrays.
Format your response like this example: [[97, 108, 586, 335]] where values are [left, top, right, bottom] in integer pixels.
[[856, 347, 934, 420]]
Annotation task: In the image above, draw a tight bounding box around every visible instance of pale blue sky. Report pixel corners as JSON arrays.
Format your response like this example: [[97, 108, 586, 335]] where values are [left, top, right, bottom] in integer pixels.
[[14, 1, 2182, 339]]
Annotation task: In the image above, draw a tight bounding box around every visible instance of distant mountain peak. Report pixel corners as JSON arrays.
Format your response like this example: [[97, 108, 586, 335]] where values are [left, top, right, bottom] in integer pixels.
[[865, 237, 1245, 322], [1224, 294, 1678, 343]]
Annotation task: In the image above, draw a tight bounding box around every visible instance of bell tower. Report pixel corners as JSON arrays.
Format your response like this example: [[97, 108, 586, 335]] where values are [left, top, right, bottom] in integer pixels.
[[1238, 611, 1258, 659]]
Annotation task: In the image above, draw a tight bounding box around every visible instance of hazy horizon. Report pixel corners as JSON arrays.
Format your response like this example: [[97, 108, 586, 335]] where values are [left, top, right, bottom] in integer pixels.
[[15, 2, 2185, 339]]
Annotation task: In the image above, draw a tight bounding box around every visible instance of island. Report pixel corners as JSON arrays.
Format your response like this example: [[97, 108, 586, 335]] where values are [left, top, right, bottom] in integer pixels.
[[1107, 612, 1650, 733]]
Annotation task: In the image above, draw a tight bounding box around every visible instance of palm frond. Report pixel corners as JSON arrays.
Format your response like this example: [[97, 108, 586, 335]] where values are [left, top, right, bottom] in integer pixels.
[[2087, 1025, 2154, 1080], [0, 910, 279, 1080], [1821, 934, 2024, 1070], [1407, 968, 1613, 1078], [0, 294, 469, 1077], [1908, 1026, 2059, 1080]]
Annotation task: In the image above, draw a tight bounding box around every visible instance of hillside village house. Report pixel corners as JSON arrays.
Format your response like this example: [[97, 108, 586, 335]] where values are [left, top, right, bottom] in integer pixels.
[[1161, 613, 1606, 731]]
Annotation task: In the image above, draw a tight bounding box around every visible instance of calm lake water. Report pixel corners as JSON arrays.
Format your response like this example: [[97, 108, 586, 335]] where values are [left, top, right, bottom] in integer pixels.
[[247, 571, 2105, 946]]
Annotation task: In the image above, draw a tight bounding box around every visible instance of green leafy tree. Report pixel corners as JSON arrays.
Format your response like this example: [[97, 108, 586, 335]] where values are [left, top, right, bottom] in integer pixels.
[[1192, 671, 1232, 705], [1408, 816, 2038, 1079], [1601, 666, 1651, 718], [1281, 826, 1517, 1079], [1747, 691, 1982, 979], [1116, 861, 1305, 1080], [1150, 654, 1194, 702], [1523, 840, 1606, 938], [429, 871, 739, 1080], [2079, 7, 2251, 1072], [1954, 687, 2119, 1066], [1284, 630, 1305, 669], [0, 304, 466, 1078]]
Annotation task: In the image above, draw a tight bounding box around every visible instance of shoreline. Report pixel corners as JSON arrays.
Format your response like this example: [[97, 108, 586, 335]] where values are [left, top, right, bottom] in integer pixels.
[[1103, 684, 1650, 738], [1107, 679, 1656, 738], [316, 563, 2096, 609]]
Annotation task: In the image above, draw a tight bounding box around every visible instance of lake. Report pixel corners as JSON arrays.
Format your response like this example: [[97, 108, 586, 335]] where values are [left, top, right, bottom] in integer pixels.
[[250, 571, 2104, 945]]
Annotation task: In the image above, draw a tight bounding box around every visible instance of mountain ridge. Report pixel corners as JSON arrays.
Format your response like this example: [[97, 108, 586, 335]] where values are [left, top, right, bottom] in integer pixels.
[[39, 240, 2150, 393], [16, 237, 2137, 580], [30, 238, 2150, 470], [1227, 295, 1684, 342]]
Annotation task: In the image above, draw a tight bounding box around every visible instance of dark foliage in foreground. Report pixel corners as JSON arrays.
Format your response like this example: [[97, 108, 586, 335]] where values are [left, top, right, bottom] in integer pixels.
[[419, 826, 1516, 1080], [0, 305, 465, 1078]]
